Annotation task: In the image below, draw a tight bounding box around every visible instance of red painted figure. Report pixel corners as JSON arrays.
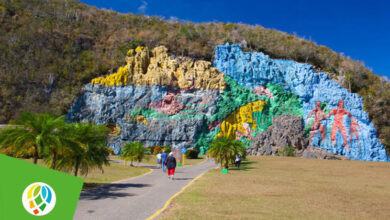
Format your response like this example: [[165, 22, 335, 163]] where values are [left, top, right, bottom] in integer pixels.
[[307, 101, 326, 146], [325, 100, 356, 149], [349, 119, 361, 147]]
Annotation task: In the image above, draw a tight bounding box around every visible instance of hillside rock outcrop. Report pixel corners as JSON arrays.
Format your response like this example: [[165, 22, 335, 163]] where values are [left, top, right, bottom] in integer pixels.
[[91, 46, 226, 92], [247, 115, 307, 156]]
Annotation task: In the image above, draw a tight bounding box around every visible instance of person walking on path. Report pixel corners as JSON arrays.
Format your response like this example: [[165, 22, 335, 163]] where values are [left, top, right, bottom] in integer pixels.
[[161, 151, 168, 172], [235, 154, 242, 169], [165, 152, 177, 179], [156, 152, 162, 168]]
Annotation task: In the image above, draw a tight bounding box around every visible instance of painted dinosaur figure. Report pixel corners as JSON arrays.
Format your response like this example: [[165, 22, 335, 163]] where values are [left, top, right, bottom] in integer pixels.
[[216, 100, 267, 140]]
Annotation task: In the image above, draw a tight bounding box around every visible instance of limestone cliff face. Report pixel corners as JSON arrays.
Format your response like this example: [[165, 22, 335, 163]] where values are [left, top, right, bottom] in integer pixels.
[[215, 44, 388, 161], [248, 115, 307, 156], [91, 46, 226, 92], [68, 45, 389, 161]]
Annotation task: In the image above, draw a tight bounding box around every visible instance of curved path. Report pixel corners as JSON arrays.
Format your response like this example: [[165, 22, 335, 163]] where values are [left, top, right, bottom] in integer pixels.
[[74, 159, 215, 220]]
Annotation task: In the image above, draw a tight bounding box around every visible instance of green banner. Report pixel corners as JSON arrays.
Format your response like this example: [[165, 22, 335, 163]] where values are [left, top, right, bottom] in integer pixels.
[[0, 154, 83, 219]]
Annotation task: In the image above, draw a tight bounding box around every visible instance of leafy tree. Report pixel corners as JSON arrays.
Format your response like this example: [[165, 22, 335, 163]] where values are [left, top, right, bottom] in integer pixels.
[[121, 142, 146, 166], [207, 137, 245, 169]]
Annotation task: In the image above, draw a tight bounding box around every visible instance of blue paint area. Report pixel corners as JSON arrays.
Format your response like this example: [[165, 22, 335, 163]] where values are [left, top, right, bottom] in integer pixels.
[[67, 84, 220, 154], [214, 44, 389, 161]]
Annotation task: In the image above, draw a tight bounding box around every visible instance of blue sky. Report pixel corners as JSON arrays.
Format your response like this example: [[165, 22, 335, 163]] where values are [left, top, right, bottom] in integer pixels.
[[81, 0, 390, 78]]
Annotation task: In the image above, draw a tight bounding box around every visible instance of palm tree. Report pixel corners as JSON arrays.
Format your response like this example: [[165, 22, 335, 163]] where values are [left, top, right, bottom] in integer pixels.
[[57, 122, 109, 176], [207, 137, 245, 169], [39, 114, 68, 169], [121, 142, 146, 166], [0, 112, 64, 165]]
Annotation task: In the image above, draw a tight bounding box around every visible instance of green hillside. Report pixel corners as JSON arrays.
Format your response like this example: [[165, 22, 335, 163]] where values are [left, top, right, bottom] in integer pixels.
[[0, 0, 389, 152]]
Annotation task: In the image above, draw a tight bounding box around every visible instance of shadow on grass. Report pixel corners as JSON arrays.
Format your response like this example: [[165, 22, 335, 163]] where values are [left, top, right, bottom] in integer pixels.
[[228, 160, 256, 171], [81, 183, 151, 200]]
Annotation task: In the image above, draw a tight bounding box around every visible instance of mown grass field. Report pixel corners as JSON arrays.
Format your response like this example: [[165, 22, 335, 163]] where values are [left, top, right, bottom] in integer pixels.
[[161, 156, 390, 220], [23, 159, 150, 190]]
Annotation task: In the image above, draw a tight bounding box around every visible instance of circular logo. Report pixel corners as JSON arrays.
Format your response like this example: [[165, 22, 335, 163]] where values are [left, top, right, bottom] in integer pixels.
[[22, 182, 56, 216]]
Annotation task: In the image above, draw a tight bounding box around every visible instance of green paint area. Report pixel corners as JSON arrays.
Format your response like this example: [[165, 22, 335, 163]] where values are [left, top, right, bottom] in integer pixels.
[[211, 76, 263, 122], [195, 76, 265, 153], [129, 108, 205, 120], [195, 79, 304, 152]]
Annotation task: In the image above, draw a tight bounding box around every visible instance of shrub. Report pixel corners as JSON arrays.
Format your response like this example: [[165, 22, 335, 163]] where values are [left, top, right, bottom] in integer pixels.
[[185, 149, 199, 159], [162, 145, 171, 153], [277, 146, 296, 157], [107, 147, 115, 155], [152, 146, 162, 155], [146, 146, 154, 155]]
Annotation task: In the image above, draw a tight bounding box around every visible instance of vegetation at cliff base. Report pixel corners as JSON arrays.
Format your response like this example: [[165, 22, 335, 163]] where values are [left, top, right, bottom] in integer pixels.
[[0, 0, 388, 153]]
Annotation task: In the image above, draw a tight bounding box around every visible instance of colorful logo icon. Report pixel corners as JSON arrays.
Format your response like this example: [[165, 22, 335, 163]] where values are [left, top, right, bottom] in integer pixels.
[[22, 182, 56, 216]]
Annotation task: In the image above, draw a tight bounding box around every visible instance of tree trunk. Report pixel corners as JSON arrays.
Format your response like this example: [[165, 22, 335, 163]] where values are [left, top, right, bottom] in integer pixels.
[[51, 150, 57, 169], [224, 155, 229, 169], [74, 158, 80, 176], [33, 145, 39, 164]]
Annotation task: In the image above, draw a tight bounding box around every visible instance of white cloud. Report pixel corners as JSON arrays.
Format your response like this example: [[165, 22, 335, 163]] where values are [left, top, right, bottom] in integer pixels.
[[138, 0, 148, 13]]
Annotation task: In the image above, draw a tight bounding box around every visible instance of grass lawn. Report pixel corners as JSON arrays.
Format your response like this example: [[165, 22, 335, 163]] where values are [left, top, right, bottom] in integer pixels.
[[81, 162, 151, 190], [111, 155, 206, 166], [23, 158, 151, 190], [161, 156, 390, 220]]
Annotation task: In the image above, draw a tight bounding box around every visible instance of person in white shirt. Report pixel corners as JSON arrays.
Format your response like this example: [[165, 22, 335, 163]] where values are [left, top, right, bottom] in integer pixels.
[[156, 152, 162, 168]]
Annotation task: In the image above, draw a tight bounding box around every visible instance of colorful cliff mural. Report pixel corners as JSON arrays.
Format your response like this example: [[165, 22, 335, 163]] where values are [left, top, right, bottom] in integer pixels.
[[67, 45, 389, 161], [214, 44, 388, 161]]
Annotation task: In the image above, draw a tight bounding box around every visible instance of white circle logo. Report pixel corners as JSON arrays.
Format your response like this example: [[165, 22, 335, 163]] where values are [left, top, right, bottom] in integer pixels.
[[22, 182, 56, 216]]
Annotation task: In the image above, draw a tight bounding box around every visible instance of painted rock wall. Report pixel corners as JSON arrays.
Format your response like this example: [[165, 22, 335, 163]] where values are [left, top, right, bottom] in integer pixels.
[[68, 46, 224, 154], [68, 45, 389, 161], [214, 44, 388, 161]]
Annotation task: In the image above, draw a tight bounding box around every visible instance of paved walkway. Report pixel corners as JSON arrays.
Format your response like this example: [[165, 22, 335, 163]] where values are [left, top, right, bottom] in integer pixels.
[[74, 159, 216, 220]]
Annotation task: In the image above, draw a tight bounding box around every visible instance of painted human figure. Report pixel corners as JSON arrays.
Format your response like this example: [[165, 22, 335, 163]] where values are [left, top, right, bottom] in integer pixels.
[[325, 100, 356, 149], [349, 119, 361, 147], [306, 101, 326, 146]]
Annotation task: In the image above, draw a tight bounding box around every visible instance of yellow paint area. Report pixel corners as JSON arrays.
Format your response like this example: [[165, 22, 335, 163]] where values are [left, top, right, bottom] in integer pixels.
[[90, 46, 226, 92], [106, 123, 121, 136], [91, 65, 130, 86], [134, 115, 148, 126], [125, 115, 148, 126], [216, 100, 267, 139]]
